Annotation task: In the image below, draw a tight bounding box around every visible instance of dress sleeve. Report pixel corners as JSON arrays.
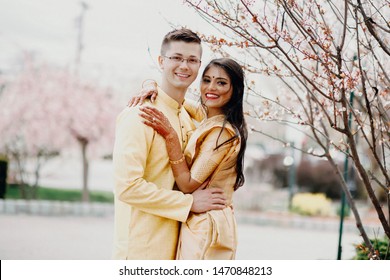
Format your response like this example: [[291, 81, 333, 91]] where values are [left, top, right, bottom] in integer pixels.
[[183, 99, 205, 122], [190, 127, 235, 184], [113, 107, 193, 222]]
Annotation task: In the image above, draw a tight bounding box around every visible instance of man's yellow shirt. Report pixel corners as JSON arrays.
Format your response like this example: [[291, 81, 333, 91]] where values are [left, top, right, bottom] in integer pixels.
[[112, 88, 195, 260]]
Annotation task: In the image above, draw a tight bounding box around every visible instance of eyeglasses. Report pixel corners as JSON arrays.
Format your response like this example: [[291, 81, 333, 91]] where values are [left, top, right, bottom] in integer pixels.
[[163, 55, 201, 65]]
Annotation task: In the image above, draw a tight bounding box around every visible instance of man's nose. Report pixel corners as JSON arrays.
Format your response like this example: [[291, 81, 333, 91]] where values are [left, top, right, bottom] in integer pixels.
[[178, 59, 190, 68]]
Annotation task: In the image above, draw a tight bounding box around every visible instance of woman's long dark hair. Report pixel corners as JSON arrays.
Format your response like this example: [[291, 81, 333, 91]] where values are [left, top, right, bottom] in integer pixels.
[[201, 58, 248, 191]]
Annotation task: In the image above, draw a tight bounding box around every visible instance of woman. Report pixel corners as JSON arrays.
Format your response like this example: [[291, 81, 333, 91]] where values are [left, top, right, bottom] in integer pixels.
[[133, 58, 247, 259]]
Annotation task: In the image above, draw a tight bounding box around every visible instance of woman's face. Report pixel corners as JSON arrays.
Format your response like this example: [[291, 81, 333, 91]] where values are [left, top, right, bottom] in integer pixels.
[[200, 65, 233, 117]]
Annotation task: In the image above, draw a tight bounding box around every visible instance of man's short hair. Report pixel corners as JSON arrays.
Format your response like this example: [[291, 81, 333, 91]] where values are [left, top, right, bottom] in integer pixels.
[[161, 28, 202, 55]]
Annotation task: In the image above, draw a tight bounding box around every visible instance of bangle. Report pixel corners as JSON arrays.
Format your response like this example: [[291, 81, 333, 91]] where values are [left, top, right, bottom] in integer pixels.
[[169, 155, 185, 165]]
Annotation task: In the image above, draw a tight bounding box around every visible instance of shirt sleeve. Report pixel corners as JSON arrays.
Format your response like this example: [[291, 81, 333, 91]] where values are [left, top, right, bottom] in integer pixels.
[[190, 127, 235, 184], [183, 99, 205, 122], [113, 107, 193, 222]]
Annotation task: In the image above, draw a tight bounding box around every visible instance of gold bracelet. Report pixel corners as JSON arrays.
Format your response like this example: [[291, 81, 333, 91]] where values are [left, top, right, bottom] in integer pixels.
[[169, 155, 185, 165]]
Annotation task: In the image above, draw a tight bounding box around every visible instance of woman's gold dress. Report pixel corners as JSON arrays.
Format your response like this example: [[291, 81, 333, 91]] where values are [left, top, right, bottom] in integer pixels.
[[176, 114, 241, 260]]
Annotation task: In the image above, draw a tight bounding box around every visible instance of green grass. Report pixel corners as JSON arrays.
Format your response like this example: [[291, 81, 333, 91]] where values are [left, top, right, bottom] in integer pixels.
[[354, 237, 390, 260], [5, 184, 114, 203]]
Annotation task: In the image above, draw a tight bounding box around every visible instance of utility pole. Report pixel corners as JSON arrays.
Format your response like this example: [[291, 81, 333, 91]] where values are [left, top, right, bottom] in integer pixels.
[[337, 91, 355, 260], [74, 1, 89, 75], [74, 1, 90, 202]]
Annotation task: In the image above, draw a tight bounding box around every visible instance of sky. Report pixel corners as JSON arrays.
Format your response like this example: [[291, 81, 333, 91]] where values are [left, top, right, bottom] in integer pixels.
[[0, 0, 217, 94]]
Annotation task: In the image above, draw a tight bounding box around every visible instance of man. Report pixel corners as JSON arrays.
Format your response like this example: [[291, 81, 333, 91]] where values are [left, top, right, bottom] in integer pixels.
[[113, 28, 226, 260]]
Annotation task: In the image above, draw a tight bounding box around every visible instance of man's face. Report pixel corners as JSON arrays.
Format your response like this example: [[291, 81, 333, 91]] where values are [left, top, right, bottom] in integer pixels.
[[159, 41, 202, 91]]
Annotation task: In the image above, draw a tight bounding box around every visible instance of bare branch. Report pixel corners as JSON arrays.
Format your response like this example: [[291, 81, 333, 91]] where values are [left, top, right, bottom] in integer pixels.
[[356, 0, 390, 56]]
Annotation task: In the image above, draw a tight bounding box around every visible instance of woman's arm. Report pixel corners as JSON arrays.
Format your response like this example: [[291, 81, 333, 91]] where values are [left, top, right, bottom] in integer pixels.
[[128, 80, 158, 107], [127, 81, 205, 123], [139, 106, 202, 193], [139, 107, 234, 194]]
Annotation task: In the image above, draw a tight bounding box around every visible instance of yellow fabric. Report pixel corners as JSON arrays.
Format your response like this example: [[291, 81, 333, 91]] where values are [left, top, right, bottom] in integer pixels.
[[189, 127, 235, 184], [177, 115, 240, 260], [183, 99, 205, 122], [112, 87, 195, 260]]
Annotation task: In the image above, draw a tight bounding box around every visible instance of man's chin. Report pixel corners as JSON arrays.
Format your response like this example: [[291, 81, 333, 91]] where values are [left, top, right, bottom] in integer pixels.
[[174, 81, 193, 89]]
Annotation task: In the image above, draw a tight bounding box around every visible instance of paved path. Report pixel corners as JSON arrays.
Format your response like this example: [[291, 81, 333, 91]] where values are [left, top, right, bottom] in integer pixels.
[[0, 214, 362, 260]]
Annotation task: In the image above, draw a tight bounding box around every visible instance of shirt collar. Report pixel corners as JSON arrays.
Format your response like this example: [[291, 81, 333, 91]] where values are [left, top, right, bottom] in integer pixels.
[[157, 86, 184, 111]]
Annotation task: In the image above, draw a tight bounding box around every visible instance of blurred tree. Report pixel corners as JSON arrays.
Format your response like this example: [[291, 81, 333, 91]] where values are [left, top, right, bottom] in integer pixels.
[[64, 70, 118, 202], [184, 0, 390, 258], [0, 54, 120, 201], [0, 55, 68, 198]]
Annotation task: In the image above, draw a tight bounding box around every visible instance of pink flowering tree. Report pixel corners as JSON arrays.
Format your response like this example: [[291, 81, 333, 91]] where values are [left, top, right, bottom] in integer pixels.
[[184, 0, 389, 257], [0, 57, 68, 198], [62, 72, 119, 202], [0, 55, 120, 201]]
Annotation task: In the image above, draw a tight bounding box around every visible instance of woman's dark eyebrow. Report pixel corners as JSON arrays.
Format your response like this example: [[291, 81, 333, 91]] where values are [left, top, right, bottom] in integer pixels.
[[203, 75, 229, 81], [215, 77, 229, 81]]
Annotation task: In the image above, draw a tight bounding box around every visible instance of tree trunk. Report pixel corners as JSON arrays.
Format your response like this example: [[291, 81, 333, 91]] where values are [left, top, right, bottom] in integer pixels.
[[14, 153, 28, 199], [79, 137, 89, 202], [31, 154, 42, 200]]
